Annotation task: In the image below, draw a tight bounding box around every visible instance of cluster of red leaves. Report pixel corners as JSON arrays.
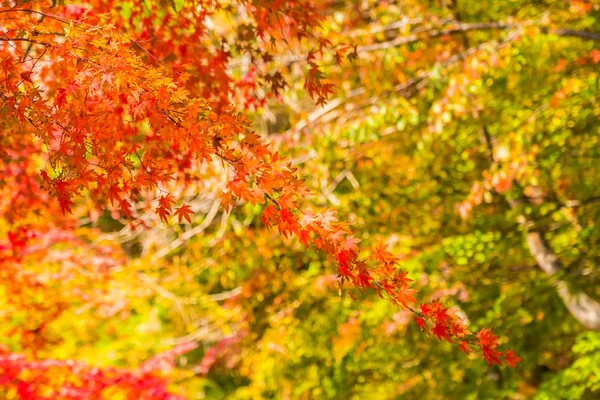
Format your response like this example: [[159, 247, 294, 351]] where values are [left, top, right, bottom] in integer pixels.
[[0, 1, 341, 395], [417, 303, 521, 367], [1, 0, 350, 219], [260, 199, 520, 367], [0, 351, 184, 400]]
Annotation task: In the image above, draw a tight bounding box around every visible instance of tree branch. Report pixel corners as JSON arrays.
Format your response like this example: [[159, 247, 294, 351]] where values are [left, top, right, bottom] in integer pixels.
[[286, 38, 509, 134], [358, 22, 513, 52], [0, 37, 51, 47], [526, 230, 600, 330], [482, 122, 600, 331], [546, 27, 600, 42], [358, 22, 600, 53], [454, 67, 600, 331]]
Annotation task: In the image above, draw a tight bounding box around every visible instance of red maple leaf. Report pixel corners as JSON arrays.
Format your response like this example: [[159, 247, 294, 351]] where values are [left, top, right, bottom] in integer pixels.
[[156, 207, 170, 223], [420, 303, 433, 317], [504, 349, 522, 368], [450, 320, 470, 338], [174, 204, 194, 224], [120, 200, 133, 218], [20, 71, 33, 83], [298, 229, 311, 248], [156, 195, 175, 223], [336, 250, 353, 277], [432, 322, 452, 342], [476, 328, 499, 348], [414, 317, 426, 329], [355, 267, 373, 290], [482, 346, 503, 367], [107, 185, 122, 205]]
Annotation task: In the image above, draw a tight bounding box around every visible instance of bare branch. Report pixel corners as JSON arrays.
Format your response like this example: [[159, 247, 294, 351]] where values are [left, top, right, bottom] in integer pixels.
[[358, 22, 600, 53], [526, 231, 600, 331], [0, 37, 51, 47]]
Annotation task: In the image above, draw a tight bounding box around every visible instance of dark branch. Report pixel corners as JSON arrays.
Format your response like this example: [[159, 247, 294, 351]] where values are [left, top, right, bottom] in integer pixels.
[[0, 37, 51, 47], [359, 22, 600, 53]]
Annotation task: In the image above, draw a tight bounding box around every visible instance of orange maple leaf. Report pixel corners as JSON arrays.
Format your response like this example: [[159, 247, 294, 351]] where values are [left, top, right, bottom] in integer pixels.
[[504, 349, 522, 368], [174, 204, 194, 224], [396, 287, 417, 307], [459, 341, 473, 355]]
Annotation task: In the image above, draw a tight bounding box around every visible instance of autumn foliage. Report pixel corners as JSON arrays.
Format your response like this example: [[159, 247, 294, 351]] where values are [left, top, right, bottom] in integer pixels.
[[4, 0, 600, 398]]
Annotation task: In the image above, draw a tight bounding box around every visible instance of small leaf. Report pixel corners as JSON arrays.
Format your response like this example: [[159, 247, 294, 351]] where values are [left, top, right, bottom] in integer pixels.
[[504, 349, 522, 368], [174, 204, 194, 224]]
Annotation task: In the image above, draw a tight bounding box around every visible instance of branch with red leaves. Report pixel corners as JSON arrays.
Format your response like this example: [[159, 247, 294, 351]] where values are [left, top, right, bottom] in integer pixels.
[[1, 0, 521, 371]]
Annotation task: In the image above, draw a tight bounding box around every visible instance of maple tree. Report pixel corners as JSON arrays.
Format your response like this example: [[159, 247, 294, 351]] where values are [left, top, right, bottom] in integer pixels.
[[1, 0, 599, 398]]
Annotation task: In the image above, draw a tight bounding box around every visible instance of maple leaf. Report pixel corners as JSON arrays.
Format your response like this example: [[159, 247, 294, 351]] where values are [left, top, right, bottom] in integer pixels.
[[261, 204, 278, 227], [54, 88, 67, 108], [347, 45, 359, 62], [341, 235, 360, 253], [319, 210, 338, 230], [156, 207, 171, 223], [246, 186, 265, 205], [120, 200, 133, 218], [100, 72, 115, 87], [158, 194, 176, 212], [262, 52, 274, 63], [373, 243, 397, 264], [393, 271, 413, 287], [414, 317, 426, 329], [174, 204, 194, 224], [482, 347, 504, 367], [336, 250, 353, 277], [156, 194, 176, 222], [279, 208, 295, 225], [59, 197, 74, 215], [107, 185, 122, 205], [65, 80, 80, 95], [476, 328, 500, 348], [420, 303, 433, 317], [355, 267, 373, 290], [396, 287, 417, 307], [450, 321, 470, 338], [220, 192, 237, 213], [459, 341, 473, 355], [504, 349, 522, 368], [432, 322, 452, 343], [298, 229, 311, 248], [75, 168, 95, 190], [431, 303, 451, 324], [56, 180, 74, 215], [20, 71, 33, 83]]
